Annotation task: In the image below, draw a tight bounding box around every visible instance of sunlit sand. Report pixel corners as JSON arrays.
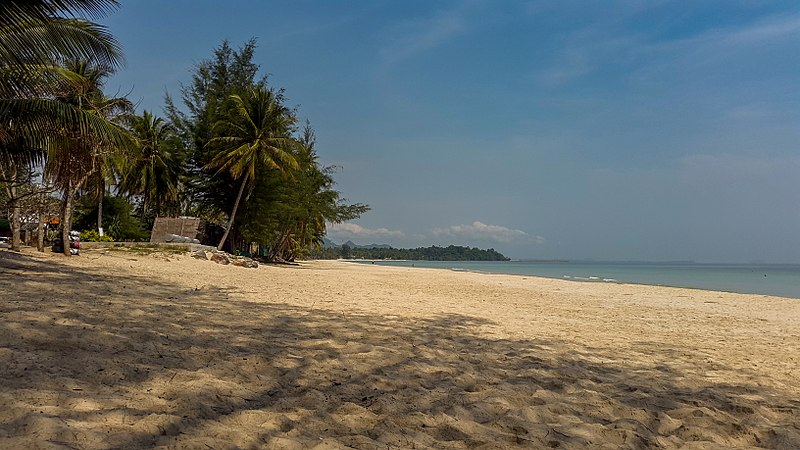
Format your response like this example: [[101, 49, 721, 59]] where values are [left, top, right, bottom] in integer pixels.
[[1, 249, 798, 448]]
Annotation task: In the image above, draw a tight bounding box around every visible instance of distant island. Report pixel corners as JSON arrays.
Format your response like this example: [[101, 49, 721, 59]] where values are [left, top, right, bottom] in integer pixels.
[[313, 241, 510, 261]]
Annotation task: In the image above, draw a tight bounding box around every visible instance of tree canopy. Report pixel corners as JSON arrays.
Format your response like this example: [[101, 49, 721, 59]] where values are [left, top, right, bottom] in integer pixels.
[[158, 39, 369, 259], [314, 244, 510, 261], [1, 11, 368, 260]]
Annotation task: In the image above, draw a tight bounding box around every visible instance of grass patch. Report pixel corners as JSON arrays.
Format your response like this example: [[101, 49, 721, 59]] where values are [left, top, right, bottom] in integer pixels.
[[128, 245, 188, 256], [88, 243, 190, 256]]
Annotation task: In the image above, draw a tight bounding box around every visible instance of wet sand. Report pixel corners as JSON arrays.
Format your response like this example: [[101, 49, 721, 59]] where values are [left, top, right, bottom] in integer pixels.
[[1, 248, 798, 449]]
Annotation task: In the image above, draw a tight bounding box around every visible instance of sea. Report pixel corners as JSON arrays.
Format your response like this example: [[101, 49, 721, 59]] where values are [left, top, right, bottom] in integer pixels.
[[355, 260, 800, 299]]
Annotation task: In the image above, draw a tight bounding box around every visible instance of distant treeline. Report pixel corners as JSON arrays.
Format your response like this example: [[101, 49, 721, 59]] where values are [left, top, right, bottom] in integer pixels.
[[312, 244, 510, 261]]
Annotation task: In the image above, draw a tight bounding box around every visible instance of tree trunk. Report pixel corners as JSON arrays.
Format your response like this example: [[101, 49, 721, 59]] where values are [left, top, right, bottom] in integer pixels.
[[298, 220, 307, 254], [6, 164, 20, 251], [143, 170, 150, 220], [217, 175, 248, 251], [62, 182, 75, 256], [37, 214, 45, 252], [269, 229, 290, 262], [97, 171, 104, 235], [141, 194, 149, 223], [9, 200, 20, 251]]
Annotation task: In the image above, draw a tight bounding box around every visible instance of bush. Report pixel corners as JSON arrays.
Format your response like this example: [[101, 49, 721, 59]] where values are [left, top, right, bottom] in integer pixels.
[[73, 195, 150, 241], [80, 230, 114, 242]]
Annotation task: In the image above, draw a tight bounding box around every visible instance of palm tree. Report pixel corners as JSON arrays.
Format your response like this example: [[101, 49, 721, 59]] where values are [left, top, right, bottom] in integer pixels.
[[63, 61, 132, 235], [0, 0, 126, 252], [45, 60, 131, 254], [243, 123, 369, 261], [0, 1, 119, 69], [1, 1, 118, 22], [121, 110, 182, 221], [205, 86, 299, 251], [0, 0, 123, 165], [88, 95, 132, 235]]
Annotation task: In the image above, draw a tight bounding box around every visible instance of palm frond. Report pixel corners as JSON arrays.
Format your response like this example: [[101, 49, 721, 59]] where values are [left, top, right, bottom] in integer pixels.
[[0, 1, 119, 25], [0, 97, 132, 148], [0, 63, 88, 98], [0, 17, 122, 71]]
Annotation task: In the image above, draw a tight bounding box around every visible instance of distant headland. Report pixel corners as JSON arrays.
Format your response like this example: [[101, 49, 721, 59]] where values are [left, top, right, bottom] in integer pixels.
[[314, 240, 510, 261]]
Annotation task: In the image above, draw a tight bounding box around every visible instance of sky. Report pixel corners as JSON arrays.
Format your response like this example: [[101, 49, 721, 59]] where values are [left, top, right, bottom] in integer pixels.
[[101, 1, 800, 262]]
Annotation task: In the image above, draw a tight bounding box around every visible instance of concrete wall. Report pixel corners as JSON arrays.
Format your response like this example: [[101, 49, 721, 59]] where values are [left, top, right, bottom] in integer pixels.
[[149, 217, 203, 243]]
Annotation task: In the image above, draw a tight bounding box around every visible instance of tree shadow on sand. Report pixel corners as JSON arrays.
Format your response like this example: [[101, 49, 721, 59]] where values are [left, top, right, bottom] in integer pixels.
[[1, 251, 798, 449]]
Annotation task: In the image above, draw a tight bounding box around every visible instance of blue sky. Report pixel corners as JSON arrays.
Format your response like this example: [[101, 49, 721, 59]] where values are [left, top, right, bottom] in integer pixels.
[[102, 1, 800, 262]]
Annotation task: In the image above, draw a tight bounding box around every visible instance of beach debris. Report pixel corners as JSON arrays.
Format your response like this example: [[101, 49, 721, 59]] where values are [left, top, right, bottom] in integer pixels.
[[210, 252, 230, 265], [204, 250, 258, 268], [190, 250, 209, 260], [164, 233, 200, 244], [230, 256, 259, 268]]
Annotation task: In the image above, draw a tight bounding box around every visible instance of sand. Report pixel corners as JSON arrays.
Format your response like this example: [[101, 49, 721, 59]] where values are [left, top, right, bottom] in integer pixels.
[[0, 248, 798, 449]]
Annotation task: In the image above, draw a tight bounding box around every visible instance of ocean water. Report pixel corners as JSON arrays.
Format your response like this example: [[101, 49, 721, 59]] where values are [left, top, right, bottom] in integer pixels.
[[356, 260, 800, 299]]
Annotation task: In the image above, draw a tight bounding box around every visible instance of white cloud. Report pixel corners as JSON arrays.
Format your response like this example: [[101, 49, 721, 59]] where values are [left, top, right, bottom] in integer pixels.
[[379, 2, 479, 64], [432, 221, 545, 244], [537, 51, 593, 85], [327, 223, 405, 239], [639, 14, 800, 70], [535, 12, 800, 86], [708, 14, 800, 47]]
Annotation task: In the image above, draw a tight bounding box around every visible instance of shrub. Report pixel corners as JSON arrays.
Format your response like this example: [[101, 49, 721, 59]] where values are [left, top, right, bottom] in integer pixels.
[[80, 230, 114, 242], [73, 195, 150, 241]]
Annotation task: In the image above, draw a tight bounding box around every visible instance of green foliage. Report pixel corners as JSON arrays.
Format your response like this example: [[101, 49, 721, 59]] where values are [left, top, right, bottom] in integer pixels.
[[119, 110, 185, 223], [165, 39, 266, 222], [1, 1, 125, 167], [79, 229, 112, 242], [204, 85, 299, 250], [3, 32, 367, 258], [311, 244, 510, 261], [164, 39, 367, 259], [73, 194, 149, 241], [237, 123, 368, 261]]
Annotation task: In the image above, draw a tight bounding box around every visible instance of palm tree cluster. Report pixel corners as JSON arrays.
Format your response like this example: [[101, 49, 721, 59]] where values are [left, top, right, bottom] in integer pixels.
[[1, 0, 128, 254], [1, 3, 367, 259], [166, 39, 368, 259]]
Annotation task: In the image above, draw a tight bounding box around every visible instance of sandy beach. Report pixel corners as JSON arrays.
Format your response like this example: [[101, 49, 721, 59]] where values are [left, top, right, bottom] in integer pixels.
[[1, 248, 798, 449]]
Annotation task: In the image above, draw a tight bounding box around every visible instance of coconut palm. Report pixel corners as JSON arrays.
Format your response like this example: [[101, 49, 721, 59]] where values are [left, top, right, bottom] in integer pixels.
[[87, 98, 133, 235], [45, 59, 131, 254], [0, 1, 117, 23], [205, 86, 299, 251], [0, 0, 123, 165], [0, 1, 125, 251], [238, 123, 369, 261], [0, 1, 119, 69], [120, 110, 182, 221]]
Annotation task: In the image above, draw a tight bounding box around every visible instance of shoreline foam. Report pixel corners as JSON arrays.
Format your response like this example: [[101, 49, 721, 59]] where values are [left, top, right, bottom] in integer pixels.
[[351, 259, 800, 300]]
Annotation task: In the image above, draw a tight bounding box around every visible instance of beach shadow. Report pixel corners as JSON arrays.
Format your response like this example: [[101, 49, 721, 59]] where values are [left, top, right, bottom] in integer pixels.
[[1, 251, 798, 449]]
